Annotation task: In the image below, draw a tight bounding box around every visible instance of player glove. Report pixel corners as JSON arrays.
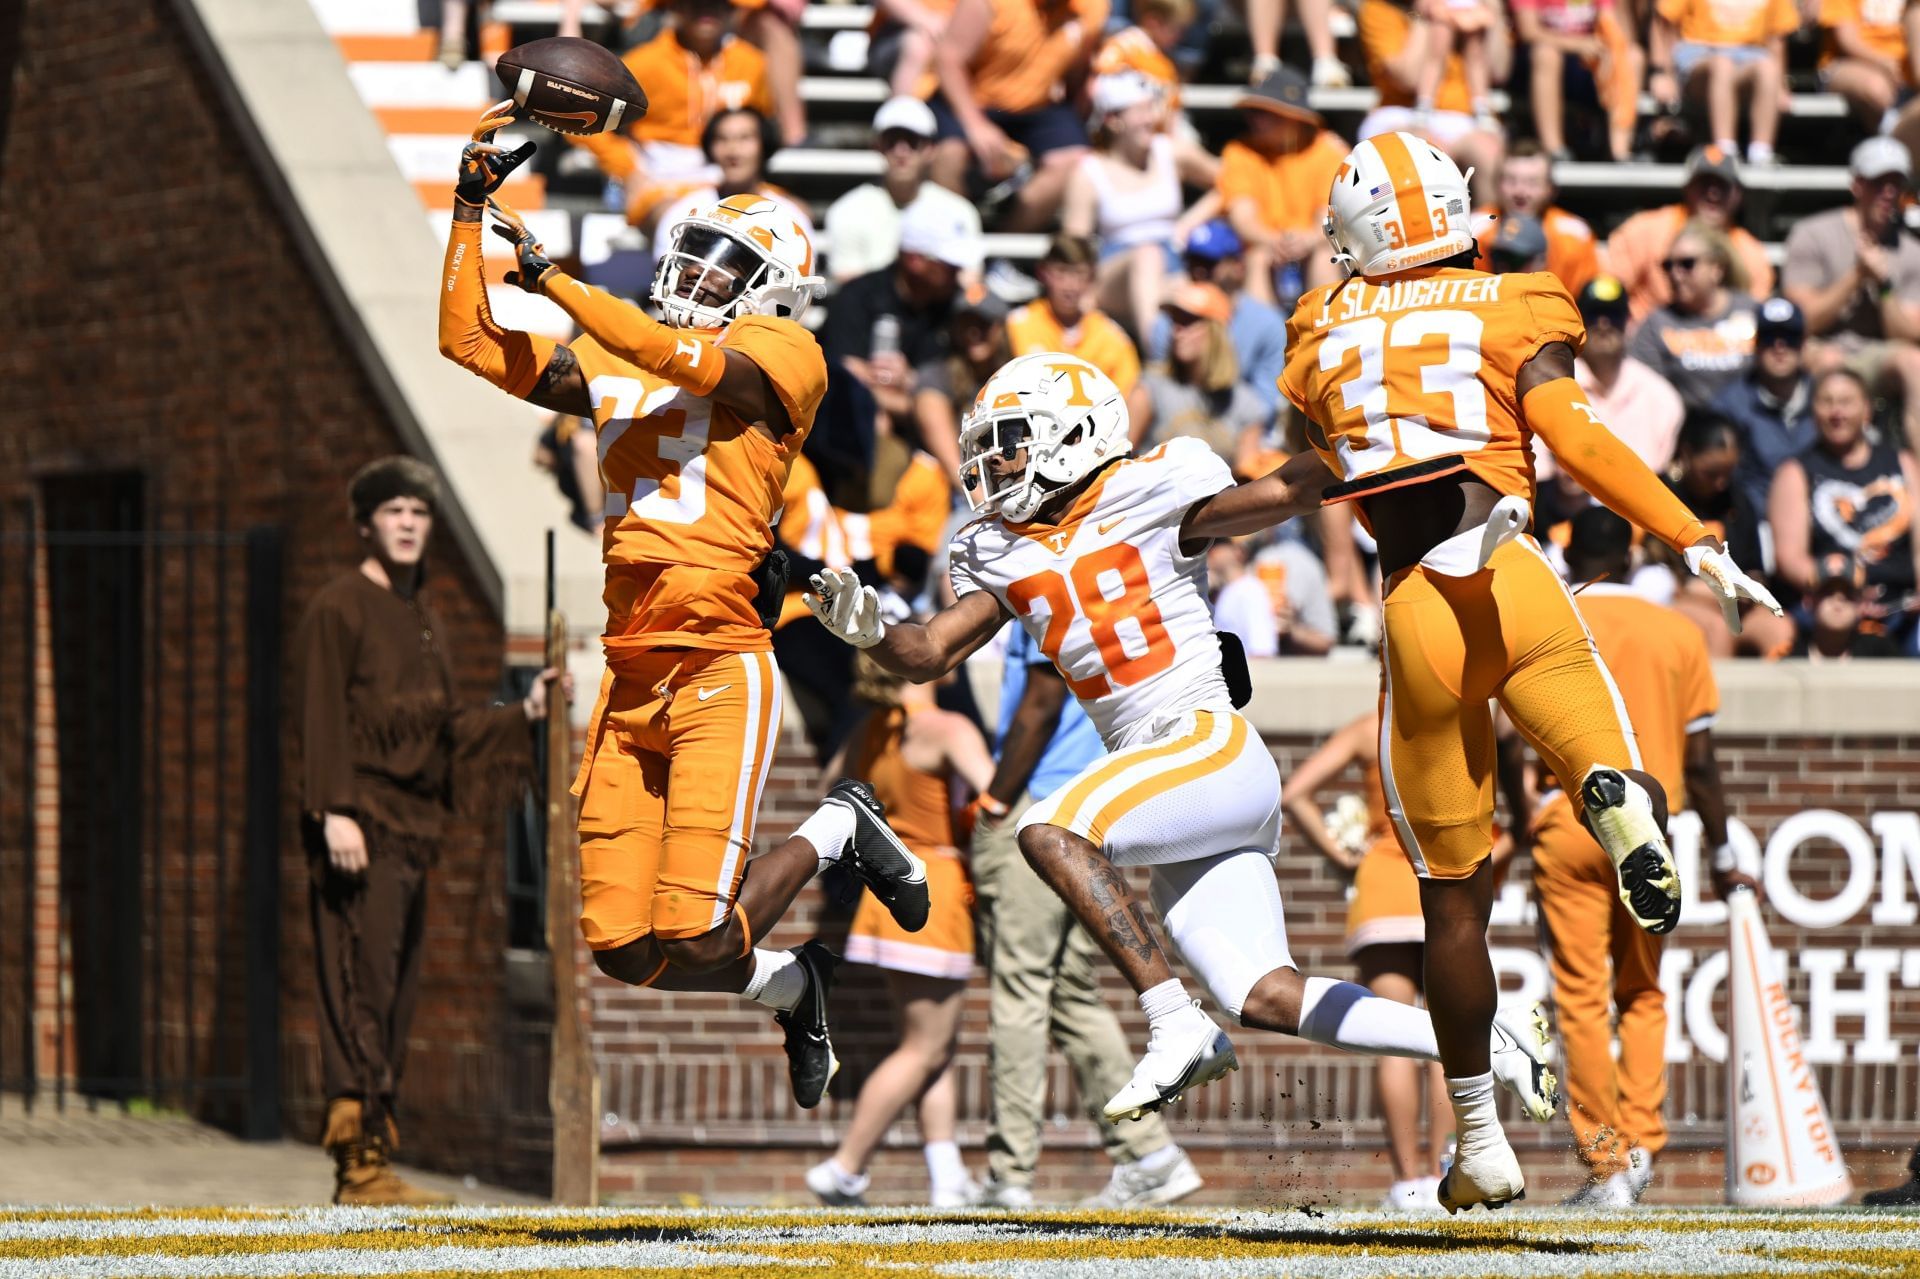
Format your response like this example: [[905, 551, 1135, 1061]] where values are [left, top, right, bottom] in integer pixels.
[[455, 102, 537, 207], [1683, 542, 1783, 634], [805, 567, 885, 649], [488, 198, 559, 292]]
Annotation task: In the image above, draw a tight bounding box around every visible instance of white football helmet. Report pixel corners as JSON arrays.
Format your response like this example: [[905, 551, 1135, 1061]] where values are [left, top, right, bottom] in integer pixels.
[[651, 193, 824, 329], [958, 352, 1130, 522], [1324, 132, 1475, 278]]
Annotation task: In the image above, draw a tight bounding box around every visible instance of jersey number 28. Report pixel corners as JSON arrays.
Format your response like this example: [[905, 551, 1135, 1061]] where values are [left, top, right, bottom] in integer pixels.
[[1007, 543, 1175, 699]]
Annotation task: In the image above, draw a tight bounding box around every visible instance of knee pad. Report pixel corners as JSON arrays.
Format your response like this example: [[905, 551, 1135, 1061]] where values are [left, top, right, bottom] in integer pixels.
[[1150, 851, 1296, 1022]]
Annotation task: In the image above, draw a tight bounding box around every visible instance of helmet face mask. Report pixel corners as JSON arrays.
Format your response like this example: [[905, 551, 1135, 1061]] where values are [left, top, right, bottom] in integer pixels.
[[651, 196, 823, 329], [958, 354, 1130, 523]]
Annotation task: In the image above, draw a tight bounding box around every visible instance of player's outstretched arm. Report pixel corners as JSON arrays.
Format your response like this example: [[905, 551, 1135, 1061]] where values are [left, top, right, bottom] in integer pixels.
[[1518, 342, 1782, 630], [437, 108, 591, 416], [490, 210, 796, 434], [1178, 449, 1342, 544], [805, 567, 1007, 682]]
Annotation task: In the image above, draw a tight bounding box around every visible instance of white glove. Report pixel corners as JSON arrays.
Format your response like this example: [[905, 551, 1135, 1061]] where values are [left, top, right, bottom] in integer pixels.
[[1683, 542, 1783, 634], [805, 567, 885, 649]]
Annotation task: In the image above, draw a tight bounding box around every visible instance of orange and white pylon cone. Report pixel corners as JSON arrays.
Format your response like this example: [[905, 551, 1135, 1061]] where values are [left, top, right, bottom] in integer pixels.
[[1724, 887, 1852, 1207]]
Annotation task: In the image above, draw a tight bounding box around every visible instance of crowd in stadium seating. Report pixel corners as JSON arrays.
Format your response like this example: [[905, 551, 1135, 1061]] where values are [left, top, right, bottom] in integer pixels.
[[523, 0, 1920, 679]]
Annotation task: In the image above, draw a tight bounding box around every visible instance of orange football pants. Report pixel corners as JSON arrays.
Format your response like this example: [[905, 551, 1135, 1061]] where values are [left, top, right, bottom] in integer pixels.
[[573, 647, 783, 951], [1533, 792, 1669, 1178], [1379, 537, 1641, 879]]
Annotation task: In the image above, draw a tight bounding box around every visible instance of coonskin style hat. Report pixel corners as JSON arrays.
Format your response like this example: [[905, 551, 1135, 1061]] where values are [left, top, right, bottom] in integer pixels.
[[349, 456, 441, 523]]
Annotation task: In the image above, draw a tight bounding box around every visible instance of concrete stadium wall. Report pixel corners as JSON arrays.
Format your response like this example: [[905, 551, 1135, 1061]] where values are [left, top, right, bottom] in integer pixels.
[[590, 658, 1920, 1206], [0, 0, 551, 1191]]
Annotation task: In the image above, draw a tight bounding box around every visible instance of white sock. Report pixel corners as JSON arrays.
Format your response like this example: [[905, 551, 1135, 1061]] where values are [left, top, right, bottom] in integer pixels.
[[1714, 138, 1739, 158], [1296, 975, 1440, 1059], [924, 1140, 967, 1190], [1747, 140, 1774, 163], [1138, 978, 1193, 1027], [1134, 1143, 1182, 1172], [743, 948, 805, 1011], [1447, 1070, 1500, 1140], [793, 801, 856, 868], [822, 1156, 869, 1195]]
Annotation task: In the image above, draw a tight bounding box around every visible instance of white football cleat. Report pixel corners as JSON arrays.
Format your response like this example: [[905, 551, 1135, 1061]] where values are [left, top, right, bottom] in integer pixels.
[[1381, 1176, 1443, 1212], [1103, 1003, 1238, 1123], [1437, 1133, 1526, 1213], [1581, 766, 1682, 934], [1625, 1146, 1655, 1200], [1081, 1149, 1204, 1208], [1490, 1003, 1560, 1122]]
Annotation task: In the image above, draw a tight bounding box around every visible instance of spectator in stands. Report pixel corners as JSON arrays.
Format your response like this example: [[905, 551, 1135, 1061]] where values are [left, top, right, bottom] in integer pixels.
[[1770, 367, 1920, 648], [644, 108, 811, 269], [532, 416, 603, 535], [1209, 538, 1281, 656], [1659, 415, 1794, 654], [1607, 146, 1775, 322], [822, 200, 984, 424], [1064, 73, 1221, 339], [916, 295, 1013, 481], [1093, 0, 1197, 122], [930, 0, 1105, 231], [1627, 221, 1761, 411], [1554, 276, 1686, 476], [1793, 551, 1904, 655], [869, 0, 955, 101], [298, 459, 559, 1205], [1138, 282, 1270, 462], [1712, 295, 1817, 514], [737, 0, 808, 147], [1242, 0, 1352, 89], [1648, 0, 1797, 167], [1354, 0, 1506, 191], [1253, 533, 1340, 653], [1472, 141, 1602, 293], [576, 0, 774, 213], [1783, 137, 1920, 454], [1508, 0, 1642, 161], [1817, 0, 1913, 133], [825, 97, 983, 284], [1149, 220, 1290, 415], [1007, 235, 1150, 427], [1216, 69, 1349, 307], [1416, 0, 1498, 134], [1487, 212, 1550, 273]]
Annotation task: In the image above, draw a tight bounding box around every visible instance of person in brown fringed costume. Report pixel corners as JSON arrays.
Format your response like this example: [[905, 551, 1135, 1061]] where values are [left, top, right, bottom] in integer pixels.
[[295, 456, 566, 1205]]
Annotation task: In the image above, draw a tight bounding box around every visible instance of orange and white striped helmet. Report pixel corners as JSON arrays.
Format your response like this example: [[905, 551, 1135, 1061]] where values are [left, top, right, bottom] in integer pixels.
[[1323, 132, 1475, 278], [652, 193, 824, 329]]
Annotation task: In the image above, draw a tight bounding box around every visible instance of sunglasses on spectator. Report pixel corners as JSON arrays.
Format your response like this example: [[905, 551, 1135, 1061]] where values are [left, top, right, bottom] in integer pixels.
[[1662, 256, 1703, 274], [879, 129, 930, 152], [1165, 308, 1209, 327]]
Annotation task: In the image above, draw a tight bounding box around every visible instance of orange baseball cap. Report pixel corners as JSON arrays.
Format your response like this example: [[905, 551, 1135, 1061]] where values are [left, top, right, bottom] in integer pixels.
[[1161, 280, 1232, 325]]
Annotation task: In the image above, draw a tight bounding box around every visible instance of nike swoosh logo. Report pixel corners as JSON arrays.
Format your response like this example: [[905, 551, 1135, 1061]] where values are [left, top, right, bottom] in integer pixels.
[[1097, 518, 1124, 535], [697, 685, 730, 701], [532, 108, 599, 130]]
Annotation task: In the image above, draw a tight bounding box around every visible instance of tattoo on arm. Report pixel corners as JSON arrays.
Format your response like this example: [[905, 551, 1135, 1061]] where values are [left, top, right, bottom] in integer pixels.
[[529, 344, 591, 417]]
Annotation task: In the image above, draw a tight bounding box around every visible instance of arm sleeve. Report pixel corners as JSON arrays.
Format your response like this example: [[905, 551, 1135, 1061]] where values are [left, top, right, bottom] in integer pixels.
[[295, 598, 359, 815], [438, 217, 559, 398], [540, 270, 726, 396], [1521, 377, 1711, 552]]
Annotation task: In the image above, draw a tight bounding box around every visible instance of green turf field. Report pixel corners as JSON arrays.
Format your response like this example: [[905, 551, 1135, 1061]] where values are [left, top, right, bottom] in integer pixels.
[[1, 1206, 1917, 1277]]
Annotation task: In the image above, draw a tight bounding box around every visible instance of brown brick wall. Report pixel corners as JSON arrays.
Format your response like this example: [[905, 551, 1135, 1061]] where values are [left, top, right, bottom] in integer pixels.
[[0, 0, 545, 1190], [592, 723, 1920, 1206]]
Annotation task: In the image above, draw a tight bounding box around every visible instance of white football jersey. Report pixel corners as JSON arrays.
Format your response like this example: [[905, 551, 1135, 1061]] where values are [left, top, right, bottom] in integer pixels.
[[950, 436, 1236, 748]]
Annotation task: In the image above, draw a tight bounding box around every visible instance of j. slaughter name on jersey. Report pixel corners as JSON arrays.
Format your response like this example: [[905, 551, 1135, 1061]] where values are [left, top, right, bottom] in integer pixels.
[[1306, 272, 1507, 330]]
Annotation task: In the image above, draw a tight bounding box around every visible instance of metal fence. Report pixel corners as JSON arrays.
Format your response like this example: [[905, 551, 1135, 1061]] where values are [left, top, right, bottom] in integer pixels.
[[0, 483, 282, 1139]]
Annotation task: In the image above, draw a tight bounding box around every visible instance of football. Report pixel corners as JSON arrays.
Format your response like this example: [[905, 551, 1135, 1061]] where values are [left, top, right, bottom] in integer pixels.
[[494, 37, 648, 137]]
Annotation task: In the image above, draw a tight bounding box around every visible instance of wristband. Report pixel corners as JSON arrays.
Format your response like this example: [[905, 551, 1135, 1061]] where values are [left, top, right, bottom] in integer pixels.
[[1710, 842, 1738, 873]]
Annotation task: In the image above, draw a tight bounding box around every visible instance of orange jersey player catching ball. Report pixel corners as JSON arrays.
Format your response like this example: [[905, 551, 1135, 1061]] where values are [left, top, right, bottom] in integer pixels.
[[437, 107, 933, 1109], [1280, 131, 1782, 1212]]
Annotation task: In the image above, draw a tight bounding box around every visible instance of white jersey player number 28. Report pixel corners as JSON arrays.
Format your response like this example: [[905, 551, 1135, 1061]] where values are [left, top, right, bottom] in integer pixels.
[[1008, 542, 1177, 701], [1318, 309, 1490, 476], [590, 374, 713, 524]]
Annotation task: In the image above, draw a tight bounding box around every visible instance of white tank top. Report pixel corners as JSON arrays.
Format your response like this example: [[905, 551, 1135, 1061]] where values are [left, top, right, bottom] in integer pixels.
[[1082, 135, 1182, 251]]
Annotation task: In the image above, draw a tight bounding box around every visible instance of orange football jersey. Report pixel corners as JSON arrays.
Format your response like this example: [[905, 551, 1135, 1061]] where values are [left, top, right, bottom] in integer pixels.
[[1820, 0, 1910, 72], [1281, 267, 1586, 517], [572, 314, 826, 657]]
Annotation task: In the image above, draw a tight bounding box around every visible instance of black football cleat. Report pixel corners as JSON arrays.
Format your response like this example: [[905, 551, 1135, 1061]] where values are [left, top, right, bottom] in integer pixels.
[[825, 778, 930, 933], [775, 940, 841, 1109]]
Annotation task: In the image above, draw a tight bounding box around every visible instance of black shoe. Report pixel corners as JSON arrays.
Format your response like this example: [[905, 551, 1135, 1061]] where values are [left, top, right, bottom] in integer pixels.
[[774, 940, 840, 1109], [825, 778, 930, 933], [1864, 1176, 1920, 1207]]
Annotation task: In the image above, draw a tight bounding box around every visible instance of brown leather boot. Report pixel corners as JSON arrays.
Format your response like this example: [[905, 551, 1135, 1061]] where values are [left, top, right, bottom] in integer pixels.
[[324, 1098, 454, 1206]]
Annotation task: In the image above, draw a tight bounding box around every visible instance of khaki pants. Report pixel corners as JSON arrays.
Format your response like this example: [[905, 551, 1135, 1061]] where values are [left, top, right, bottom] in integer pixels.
[[1533, 795, 1668, 1178], [971, 793, 1170, 1187]]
